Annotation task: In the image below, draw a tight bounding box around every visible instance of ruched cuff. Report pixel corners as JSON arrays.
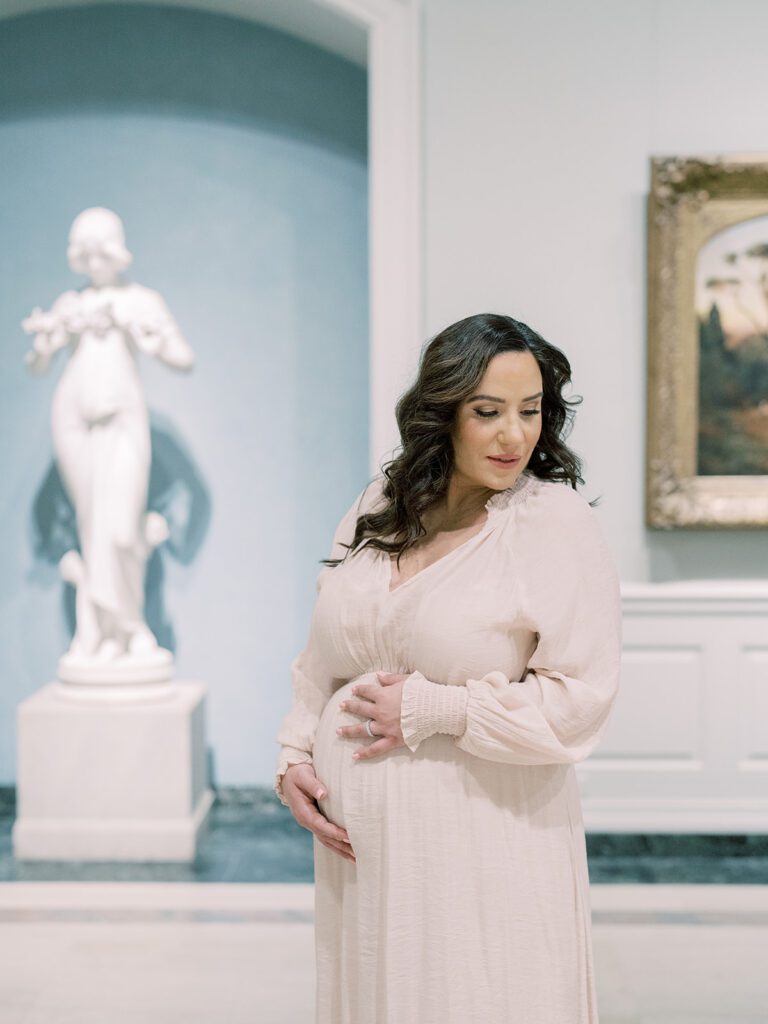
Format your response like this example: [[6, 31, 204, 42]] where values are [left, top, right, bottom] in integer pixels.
[[400, 670, 469, 752], [274, 748, 313, 807]]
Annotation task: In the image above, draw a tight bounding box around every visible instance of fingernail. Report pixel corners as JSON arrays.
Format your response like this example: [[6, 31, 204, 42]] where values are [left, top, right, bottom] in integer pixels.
[[352, 753, 360, 760], [336, 727, 343, 735], [316, 789, 325, 798]]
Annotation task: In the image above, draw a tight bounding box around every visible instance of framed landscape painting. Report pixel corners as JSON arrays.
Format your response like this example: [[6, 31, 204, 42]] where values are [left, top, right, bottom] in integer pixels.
[[647, 154, 768, 528]]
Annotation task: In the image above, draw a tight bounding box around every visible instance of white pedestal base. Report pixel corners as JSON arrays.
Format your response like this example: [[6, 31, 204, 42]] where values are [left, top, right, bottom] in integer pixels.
[[57, 647, 174, 685], [12, 680, 213, 862]]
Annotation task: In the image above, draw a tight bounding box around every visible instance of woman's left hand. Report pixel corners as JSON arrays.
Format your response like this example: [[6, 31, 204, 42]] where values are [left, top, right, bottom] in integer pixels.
[[337, 671, 410, 760]]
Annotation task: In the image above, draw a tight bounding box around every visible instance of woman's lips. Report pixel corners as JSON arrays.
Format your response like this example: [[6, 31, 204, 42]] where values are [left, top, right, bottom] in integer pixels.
[[488, 455, 521, 468]]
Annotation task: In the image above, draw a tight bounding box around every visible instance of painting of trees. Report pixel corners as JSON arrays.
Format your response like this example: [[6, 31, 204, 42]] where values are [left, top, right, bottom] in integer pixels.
[[696, 220, 768, 475]]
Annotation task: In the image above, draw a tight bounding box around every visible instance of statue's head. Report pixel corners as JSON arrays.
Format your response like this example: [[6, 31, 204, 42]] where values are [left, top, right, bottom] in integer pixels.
[[67, 207, 133, 286]]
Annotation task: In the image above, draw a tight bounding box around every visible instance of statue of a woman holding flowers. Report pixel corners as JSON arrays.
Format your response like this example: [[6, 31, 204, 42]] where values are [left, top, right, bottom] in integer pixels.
[[22, 207, 194, 686]]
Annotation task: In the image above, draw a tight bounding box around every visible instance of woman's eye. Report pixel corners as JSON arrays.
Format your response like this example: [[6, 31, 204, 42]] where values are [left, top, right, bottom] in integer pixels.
[[474, 408, 541, 419]]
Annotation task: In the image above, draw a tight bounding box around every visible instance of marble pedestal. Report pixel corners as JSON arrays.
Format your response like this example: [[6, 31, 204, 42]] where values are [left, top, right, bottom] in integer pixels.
[[12, 680, 214, 862]]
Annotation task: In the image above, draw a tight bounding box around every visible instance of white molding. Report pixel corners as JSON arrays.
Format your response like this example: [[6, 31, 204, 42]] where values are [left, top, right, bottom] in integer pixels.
[[583, 797, 768, 834], [364, 1, 423, 471], [622, 579, 768, 617]]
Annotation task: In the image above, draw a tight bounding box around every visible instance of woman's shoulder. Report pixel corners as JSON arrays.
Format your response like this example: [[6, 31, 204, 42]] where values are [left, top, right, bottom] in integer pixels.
[[529, 475, 597, 516], [498, 472, 603, 543], [509, 473, 613, 572], [325, 474, 388, 564], [354, 472, 389, 515]]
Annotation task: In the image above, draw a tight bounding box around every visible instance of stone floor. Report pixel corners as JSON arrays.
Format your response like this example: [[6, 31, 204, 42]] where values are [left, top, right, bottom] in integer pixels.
[[1, 882, 767, 1023], [2, 787, 767, 884]]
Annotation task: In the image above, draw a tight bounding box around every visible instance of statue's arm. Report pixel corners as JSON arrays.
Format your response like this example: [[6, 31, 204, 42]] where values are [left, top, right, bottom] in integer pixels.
[[21, 291, 78, 375], [128, 289, 194, 371]]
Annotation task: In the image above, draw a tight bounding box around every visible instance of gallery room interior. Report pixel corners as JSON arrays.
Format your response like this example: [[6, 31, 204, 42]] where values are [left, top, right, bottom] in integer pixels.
[[0, 0, 767, 1021]]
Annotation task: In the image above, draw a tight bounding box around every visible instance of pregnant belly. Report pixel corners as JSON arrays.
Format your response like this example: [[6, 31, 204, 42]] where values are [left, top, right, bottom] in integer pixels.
[[313, 671, 410, 833]]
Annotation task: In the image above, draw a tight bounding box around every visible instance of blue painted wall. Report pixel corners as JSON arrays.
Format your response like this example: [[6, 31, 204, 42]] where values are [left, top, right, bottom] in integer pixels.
[[0, 4, 369, 785]]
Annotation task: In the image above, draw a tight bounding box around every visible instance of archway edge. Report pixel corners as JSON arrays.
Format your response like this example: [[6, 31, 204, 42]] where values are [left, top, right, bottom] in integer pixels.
[[2, 0, 422, 472]]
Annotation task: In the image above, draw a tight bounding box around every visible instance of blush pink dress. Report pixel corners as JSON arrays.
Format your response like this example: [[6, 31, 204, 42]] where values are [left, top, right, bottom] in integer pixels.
[[275, 468, 622, 1024]]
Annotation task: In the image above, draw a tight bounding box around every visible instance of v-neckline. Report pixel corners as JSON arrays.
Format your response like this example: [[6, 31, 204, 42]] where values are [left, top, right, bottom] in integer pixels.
[[381, 470, 536, 596], [385, 511, 491, 595]]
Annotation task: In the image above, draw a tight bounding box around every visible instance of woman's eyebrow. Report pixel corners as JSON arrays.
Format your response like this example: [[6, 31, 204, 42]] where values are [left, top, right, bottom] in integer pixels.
[[467, 391, 543, 403]]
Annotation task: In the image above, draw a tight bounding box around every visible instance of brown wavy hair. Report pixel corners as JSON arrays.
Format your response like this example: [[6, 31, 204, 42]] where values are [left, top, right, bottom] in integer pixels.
[[322, 312, 599, 570]]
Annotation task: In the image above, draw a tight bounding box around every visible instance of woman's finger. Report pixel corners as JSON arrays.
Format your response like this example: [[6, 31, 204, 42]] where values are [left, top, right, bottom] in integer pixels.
[[337, 721, 384, 739], [376, 671, 404, 685], [339, 697, 371, 717], [289, 786, 351, 844], [316, 835, 356, 863], [293, 769, 327, 802], [307, 805, 352, 846], [353, 736, 398, 761]]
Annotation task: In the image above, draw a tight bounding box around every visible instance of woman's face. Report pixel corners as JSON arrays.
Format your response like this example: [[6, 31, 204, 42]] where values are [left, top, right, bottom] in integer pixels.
[[451, 350, 544, 492]]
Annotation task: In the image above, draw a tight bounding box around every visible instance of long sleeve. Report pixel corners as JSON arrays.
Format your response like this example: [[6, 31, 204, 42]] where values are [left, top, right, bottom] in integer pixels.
[[400, 483, 622, 766], [274, 478, 382, 805]]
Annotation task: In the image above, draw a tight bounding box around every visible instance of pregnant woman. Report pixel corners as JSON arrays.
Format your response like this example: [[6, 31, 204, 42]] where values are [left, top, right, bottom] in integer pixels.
[[275, 312, 622, 1024]]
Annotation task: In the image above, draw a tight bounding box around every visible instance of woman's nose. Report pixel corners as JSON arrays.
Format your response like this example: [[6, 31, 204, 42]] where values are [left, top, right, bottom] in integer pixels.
[[498, 425, 525, 444]]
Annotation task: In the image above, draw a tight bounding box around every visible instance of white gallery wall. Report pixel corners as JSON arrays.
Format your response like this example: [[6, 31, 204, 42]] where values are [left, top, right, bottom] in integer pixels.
[[421, 0, 768, 584], [417, 0, 768, 829]]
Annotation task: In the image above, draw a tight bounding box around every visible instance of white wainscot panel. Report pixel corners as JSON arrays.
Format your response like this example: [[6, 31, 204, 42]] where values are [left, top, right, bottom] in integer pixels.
[[601, 646, 704, 759], [742, 645, 768, 764], [578, 580, 768, 834]]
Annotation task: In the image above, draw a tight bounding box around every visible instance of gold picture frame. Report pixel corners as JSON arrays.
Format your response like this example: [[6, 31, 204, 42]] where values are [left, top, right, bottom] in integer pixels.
[[647, 154, 768, 529]]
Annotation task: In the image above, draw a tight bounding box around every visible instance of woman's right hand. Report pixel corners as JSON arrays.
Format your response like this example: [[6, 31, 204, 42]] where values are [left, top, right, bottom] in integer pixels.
[[282, 763, 356, 864]]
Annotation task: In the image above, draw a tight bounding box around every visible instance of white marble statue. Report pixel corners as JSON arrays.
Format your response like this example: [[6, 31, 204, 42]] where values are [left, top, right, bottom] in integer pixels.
[[22, 207, 194, 687]]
